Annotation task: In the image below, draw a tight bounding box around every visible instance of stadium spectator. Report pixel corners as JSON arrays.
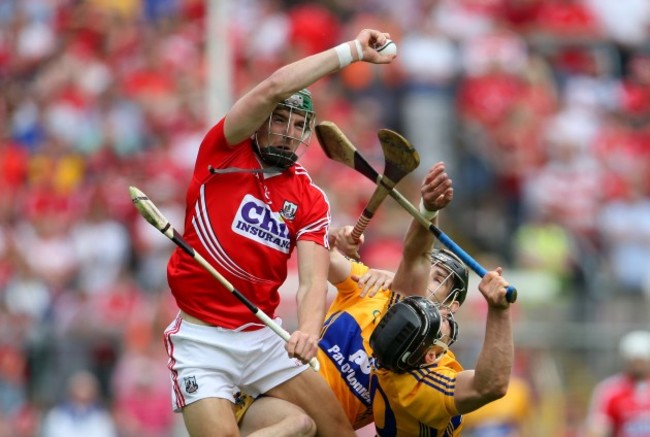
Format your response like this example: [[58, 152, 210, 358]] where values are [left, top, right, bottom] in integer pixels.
[[522, 118, 603, 242], [41, 370, 117, 437], [584, 0, 650, 49], [584, 330, 650, 437], [71, 190, 131, 295], [111, 341, 174, 437], [0, 345, 28, 421], [596, 174, 650, 296]]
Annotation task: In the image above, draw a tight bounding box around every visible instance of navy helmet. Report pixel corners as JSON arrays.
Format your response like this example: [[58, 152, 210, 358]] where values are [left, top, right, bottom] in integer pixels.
[[370, 296, 444, 373]]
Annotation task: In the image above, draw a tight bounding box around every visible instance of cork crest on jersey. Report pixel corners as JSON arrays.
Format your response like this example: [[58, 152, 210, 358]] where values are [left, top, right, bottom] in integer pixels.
[[232, 194, 292, 253], [280, 200, 298, 220]]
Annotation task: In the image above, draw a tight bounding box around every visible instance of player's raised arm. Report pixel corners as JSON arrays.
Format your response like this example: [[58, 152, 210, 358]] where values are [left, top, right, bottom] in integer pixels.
[[452, 267, 513, 414], [392, 162, 453, 297], [225, 29, 397, 145]]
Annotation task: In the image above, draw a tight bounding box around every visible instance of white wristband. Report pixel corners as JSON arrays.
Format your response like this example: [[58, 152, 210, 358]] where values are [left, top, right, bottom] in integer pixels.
[[419, 198, 439, 220], [334, 42, 353, 68], [354, 39, 363, 61]]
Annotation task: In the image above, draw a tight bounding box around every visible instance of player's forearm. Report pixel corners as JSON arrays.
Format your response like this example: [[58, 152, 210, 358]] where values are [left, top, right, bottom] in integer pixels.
[[225, 41, 357, 144], [392, 220, 434, 296], [402, 215, 437, 265], [473, 308, 513, 399], [394, 162, 452, 296], [296, 241, 330, 336], [296, 284, 328, 337], [392, 212, 437, 296], [265, 48, 343, 101], [255, 38, 365, 116], [454, 307, 512, 414]]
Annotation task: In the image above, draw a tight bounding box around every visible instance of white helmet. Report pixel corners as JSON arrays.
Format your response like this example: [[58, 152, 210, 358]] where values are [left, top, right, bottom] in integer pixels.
[[619, 330, 650, 361]]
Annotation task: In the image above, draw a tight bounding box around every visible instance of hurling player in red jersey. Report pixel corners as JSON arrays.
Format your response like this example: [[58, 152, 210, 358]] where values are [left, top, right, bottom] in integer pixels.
[[584, 330, 650, 437], [163, 28, 396, 437]]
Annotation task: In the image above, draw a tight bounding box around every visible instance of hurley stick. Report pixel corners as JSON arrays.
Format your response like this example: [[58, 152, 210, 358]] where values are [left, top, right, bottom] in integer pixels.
[[129, 186, 320, 371], [349, 128, 420, 244], [315, 121, 517, 303]]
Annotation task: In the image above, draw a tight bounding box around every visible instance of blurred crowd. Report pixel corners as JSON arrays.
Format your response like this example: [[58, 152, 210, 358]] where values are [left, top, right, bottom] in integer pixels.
[[0, 0, 649, 435]]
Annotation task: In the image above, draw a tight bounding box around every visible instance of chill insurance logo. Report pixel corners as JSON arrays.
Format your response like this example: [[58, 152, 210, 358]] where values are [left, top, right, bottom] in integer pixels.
[[232, 194, 291, 253]]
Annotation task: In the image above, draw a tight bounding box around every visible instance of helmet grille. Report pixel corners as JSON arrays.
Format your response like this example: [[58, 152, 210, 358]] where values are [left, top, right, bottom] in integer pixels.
[[370, 297, 443, 373]]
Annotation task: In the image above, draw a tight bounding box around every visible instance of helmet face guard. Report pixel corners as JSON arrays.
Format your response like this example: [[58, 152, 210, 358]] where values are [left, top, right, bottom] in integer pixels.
[[254, 89, 316, 169], [428, 249, 469, 307], [442, 311, 458, 347], [370, 297, 444, 373]]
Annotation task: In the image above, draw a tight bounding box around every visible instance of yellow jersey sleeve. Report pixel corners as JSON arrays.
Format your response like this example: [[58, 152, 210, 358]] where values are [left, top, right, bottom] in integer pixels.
[[328, 260, 370, 310], [372, 357, 464, 436]]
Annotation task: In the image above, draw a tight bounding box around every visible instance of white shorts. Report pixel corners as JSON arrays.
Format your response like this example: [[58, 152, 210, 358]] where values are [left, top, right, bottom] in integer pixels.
[[163, 313, 308, 412]]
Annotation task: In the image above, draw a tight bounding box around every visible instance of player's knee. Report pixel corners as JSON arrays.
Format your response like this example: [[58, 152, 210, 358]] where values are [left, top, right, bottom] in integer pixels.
[[284, 412, 316, 437]]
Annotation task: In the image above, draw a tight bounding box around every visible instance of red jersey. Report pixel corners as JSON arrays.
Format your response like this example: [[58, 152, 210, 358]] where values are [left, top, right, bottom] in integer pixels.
[[167, 119, 330, 329], [587, 374, 650, 437]]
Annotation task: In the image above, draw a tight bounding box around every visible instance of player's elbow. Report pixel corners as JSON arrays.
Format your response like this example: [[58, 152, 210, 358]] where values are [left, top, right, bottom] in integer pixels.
[[260, 70, 294, 102], [488, 384, 508, 401], [479, 378, 509, 403], [460, 386, 506, 414]]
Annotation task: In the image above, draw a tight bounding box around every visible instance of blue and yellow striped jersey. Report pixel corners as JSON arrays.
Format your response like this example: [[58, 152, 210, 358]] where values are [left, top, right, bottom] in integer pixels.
[[371, 347, 464, 436], [318, 260, 402, 429]]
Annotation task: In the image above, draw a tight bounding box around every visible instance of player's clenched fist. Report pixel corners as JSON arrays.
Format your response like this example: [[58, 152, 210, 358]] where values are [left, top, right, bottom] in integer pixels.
[[286, 330, 319, 363], [478, 267, 510, 309]]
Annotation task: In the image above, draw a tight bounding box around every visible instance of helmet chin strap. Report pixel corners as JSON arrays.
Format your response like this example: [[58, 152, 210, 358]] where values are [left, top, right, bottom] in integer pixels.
[[430, 341, 449, 364], [254, 131, 301, 169], [208, 138, 286, 175], [208, 165, 283, 175], [208, 137, 297, 175], [257, 146, 298, 168]]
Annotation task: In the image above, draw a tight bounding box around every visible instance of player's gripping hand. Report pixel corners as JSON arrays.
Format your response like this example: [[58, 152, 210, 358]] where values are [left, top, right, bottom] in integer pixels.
[[421, 161, 453, 212], [285, 330, 319, 364], [478, 267, 510, 310], [329, 225, 364, 259], [353, 268, 394, 298], [354, 29, 396, 64]]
